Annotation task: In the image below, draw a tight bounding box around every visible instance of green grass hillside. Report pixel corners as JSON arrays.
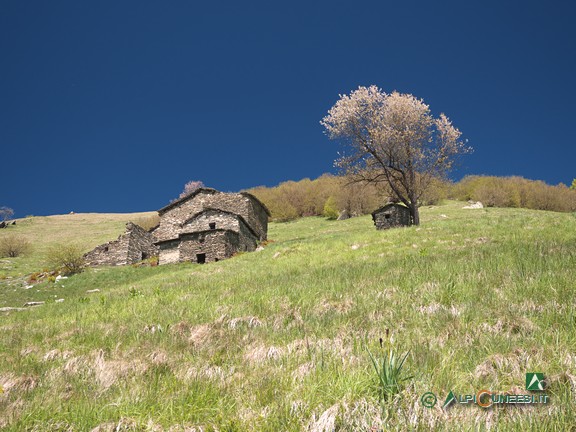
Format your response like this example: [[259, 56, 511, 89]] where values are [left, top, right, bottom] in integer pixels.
[[1, 202, 575, 431]]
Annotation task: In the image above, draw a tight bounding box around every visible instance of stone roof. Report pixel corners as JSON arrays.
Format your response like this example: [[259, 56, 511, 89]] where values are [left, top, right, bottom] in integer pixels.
[[371, 203, 410, 216], [239, 192, 272, 216], [157, 188, 219, 215], [157, 188, 271, 217]]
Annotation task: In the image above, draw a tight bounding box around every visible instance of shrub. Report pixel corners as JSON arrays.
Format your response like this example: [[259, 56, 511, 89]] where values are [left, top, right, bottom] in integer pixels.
[[323, 196, 339, 220], [0, 235, 31, 257], [420, 177, 450, 205], [450, 175, 576, 213], [46, 244, 85, 275]]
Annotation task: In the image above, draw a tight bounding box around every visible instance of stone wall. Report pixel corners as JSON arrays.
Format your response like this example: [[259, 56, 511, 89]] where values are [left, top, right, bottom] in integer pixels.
[[371, 204, 412, 230], [239, 193, 269, 241], [181, 209, 242, 235], [84, 222, 158, 266], [126, 223, 159, 262], [179, 230, 238, 263], [154, 189, 218, 242], [158, 226, 257, 265], [238, 220, 258, 252], [157, 239, 180, 265]]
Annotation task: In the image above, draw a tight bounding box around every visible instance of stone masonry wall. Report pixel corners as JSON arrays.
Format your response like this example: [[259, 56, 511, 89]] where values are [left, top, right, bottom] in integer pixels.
[[84, 222, 158, 266], [126, 223, 159, 262], [154, 190, 218, 242], [179, 230, 240, 263], [158, 239, 180, 265], [238, 220, 258, 252], [241, 193, 268, 241], [372, 205, 411, 230], [181, 210, 241, 235]]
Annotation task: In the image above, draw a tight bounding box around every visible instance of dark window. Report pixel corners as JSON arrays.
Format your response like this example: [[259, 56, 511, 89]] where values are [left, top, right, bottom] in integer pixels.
[[209, 222, 216, 230], [215, 258, 219, 262], [196, 253, 206, 264], [385, 214, 391, 219], [104, 246, 109, 252], [142, 252, 149, 260]]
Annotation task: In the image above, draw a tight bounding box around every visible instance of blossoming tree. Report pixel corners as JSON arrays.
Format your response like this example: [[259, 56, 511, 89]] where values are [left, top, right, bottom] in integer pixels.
[[321, 85, 471, 225]]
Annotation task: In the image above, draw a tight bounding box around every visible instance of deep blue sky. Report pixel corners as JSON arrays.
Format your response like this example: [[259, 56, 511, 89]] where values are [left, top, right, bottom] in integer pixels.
[[1, 1, 575, 217]]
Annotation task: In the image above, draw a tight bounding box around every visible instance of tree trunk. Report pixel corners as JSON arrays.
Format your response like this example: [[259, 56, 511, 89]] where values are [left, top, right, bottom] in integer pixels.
[[410, 204, 420, 226]]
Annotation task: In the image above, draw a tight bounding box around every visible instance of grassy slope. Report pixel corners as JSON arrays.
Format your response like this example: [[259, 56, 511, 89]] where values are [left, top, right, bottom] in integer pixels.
[[0, 202, 575, 431], [0, 212, 155, 305]]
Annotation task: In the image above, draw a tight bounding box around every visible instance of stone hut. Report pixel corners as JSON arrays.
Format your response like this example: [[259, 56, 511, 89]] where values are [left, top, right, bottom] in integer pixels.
[[371, 203, 412, 230], [84, 222, 159, 266], [153, 188, 270, 265]]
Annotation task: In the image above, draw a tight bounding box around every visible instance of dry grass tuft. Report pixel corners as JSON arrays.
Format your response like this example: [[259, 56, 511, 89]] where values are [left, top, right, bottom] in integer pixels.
[[272, 303, 303, 330], [479, 317, 538, 336], [93, 350, 148, 391], [0, 373, 38, 395], [473, 349, 541, 381], [228, 315, 264, 329], [338, 398, 383, 431], [416, 303, 461, 316], [316, 298, 354, 316], [148, 350, 169, 366], [89, 417, 149, 432], [187, 324, 214, 349], [305, 403, 339, 432], [292, 361, 315, 381], [42, 349, 74, 362], [243, 344, 284, 364], [177, 364, 234, 386]]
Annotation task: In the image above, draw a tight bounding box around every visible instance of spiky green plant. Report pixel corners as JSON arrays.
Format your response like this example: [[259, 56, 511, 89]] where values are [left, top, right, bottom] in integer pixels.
[[367, 345, 412, 401]]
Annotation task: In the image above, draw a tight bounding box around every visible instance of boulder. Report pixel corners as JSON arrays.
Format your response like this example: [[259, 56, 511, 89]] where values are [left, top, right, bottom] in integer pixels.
[[337, 210, 350, 221], [463, 201, 484, 209]]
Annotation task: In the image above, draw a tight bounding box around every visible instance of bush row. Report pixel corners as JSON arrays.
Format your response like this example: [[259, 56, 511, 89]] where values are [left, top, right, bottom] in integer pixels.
[[451, 175, 576, 212], [247, 174, 576, 221]]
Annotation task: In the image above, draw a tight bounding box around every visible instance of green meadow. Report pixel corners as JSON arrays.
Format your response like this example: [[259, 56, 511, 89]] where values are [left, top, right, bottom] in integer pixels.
[[1, 202, 575, 431]]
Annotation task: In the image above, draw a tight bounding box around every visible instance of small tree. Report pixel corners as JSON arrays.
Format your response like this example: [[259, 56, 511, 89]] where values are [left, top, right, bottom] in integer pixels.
[[321, 86, 471, 225], [47, 244, 85, 275], [570, 179, 576, 190], [0, 207, 14, 222], [179, 180, 205, 199]]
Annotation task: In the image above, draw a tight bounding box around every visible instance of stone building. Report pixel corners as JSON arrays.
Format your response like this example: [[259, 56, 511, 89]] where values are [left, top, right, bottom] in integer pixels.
[[84, 222, 158, 266], [154, 188, 270, 264], [84, 188, 270, 267], [371, 203, 412, 230]]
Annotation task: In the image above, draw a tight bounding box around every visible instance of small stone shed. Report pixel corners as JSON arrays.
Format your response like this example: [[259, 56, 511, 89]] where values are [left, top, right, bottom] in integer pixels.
[[371, 203, 412, 230], [84, 222, 158, 266]]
